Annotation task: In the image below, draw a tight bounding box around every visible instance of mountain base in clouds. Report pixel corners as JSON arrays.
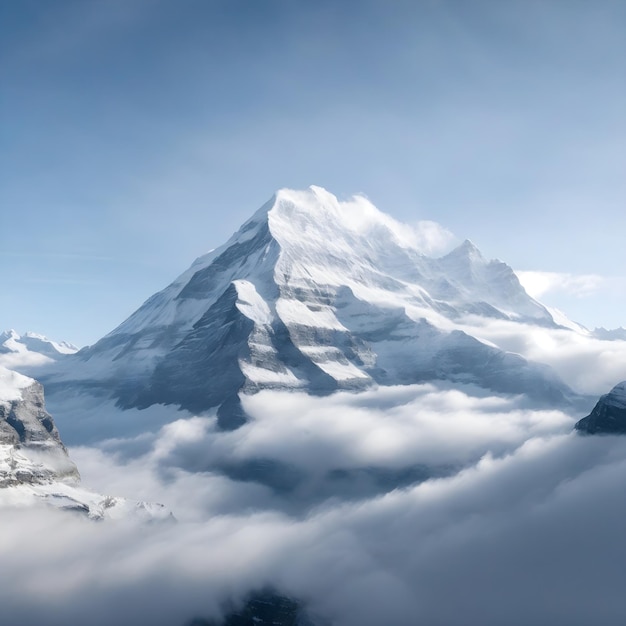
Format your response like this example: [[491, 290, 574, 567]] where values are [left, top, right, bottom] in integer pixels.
[[2, 187, 626, 626], [189, 590, 319, 626]]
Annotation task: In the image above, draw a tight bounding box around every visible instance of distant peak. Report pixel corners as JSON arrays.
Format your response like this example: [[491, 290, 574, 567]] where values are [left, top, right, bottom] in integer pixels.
[[0, 329, 79, 355], [443, 238, 484, 262]]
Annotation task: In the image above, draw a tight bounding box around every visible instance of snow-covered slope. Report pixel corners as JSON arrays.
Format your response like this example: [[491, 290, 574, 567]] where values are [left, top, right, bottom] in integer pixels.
[[42, 186, 574, 423], [0, 365, 170, 520]]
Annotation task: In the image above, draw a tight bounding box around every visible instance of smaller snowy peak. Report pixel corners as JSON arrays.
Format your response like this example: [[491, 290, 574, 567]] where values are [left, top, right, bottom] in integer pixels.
[[0, 330, 79, 370], [575, 381, 626, 435], [0, 329, 22, 353], [592, 327, 626, 341], [433, 241, 552, 323], [437, 240, 487, 278], [445, 239, 484, 260], [22, 331, 78, 355]]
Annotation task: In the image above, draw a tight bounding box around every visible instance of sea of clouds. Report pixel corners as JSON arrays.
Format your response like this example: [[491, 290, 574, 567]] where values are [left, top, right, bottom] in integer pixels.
[[2, 376, 626, 626]]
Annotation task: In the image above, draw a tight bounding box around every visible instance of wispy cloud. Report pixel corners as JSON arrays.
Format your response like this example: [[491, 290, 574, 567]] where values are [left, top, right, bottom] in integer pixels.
[[516, 270, 617, 299], [410, 220, 458, 256]]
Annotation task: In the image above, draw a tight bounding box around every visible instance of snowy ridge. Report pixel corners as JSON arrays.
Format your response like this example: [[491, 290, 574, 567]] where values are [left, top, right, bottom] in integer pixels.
[[39, 187, 575, 419], [0, 329, 78, 370]]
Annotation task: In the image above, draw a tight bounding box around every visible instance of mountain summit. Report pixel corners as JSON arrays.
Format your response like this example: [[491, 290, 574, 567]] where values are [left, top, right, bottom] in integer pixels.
[[45, 187, 571, 426]]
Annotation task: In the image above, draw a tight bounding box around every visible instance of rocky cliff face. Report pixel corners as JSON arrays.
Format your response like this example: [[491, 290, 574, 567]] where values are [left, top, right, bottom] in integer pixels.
[[575, 381, 626, 434], [0, 367, 79, 487], [0, 366, 171, 520]]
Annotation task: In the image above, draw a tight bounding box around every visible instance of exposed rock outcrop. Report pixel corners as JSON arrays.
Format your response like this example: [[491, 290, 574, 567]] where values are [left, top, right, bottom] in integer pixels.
[[575, 381, 626, 434], [0, 367, 79, 487], [0, 366, 172, 521]]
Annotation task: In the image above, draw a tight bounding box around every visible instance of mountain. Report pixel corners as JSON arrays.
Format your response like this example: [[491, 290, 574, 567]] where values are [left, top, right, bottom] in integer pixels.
[[0, 365, 79, 487], [592, 327, 626, 341], [575, 381, 626, 434], [40, 186, 574, 428], [0, 329, 78, 370], [0, 365, 170, 520]]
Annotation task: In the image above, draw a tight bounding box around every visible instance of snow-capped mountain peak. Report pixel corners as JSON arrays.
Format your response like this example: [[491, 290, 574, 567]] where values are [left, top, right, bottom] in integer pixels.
[[1, 329, 78, 357], [268, 186, 419, 250], [445, 238, 483, 259], [36, 186, 576, 426]]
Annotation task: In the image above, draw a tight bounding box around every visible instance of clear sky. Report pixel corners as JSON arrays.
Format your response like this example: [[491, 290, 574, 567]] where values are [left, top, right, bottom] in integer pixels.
[[1, 0, 624, 347]]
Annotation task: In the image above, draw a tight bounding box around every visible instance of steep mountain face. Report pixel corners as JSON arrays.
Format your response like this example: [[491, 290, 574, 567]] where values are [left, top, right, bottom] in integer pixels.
[[43, 186, 572, 423], [0, 365, 79, 487], [575, 381, 626, 434], [0, 366, 170, 520]]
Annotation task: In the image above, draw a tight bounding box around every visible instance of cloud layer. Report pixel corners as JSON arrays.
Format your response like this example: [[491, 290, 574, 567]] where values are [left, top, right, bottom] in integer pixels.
[[3, 381, 626, 626], [517, 270, 612, 299]]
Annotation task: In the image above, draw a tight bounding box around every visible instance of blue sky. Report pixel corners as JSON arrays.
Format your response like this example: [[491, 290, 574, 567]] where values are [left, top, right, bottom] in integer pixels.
[[1, 0, 624, 346]]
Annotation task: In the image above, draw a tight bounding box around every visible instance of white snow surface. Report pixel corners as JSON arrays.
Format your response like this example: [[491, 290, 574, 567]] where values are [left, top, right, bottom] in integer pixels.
[[0, 365, 33, 403], [44, 187, 560, 389], [121, 187, 549, 335], [233, 279, 274, 325]]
